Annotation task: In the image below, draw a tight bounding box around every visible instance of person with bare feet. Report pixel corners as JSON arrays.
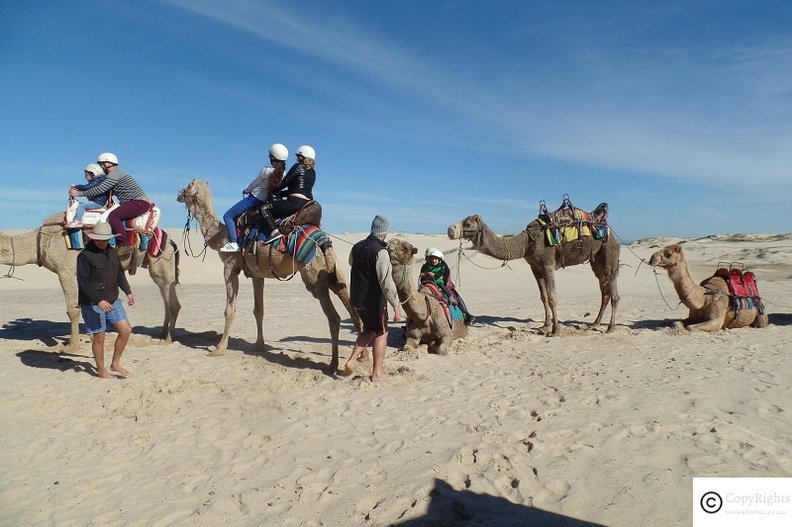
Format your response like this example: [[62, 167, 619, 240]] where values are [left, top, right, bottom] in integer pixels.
[[76, 221, 136, 378], [343, 215, 402, 381]]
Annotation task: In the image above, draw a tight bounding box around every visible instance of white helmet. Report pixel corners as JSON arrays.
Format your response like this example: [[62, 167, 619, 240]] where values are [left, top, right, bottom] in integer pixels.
[[268, 143, 288, 161], [97, 152, 119, 165], [426, 248, 444, 260], [84, 163, 103, 177], [296, 144, 315, 160]]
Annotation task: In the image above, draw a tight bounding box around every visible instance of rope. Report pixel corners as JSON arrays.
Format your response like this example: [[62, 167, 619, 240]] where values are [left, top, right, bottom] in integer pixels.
[[325, 231, 357, 246], [181, 212, 208, 261], [1, 237, 24, 281], [652, 269, 685, 310], [395, 262, 415, 305]]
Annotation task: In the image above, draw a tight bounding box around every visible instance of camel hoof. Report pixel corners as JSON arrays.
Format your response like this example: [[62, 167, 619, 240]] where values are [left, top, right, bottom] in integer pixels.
[[208, 349, 227, 357]]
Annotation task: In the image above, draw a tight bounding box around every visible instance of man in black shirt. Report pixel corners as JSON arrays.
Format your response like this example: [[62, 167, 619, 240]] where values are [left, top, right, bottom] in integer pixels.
[[76, 221, 136, 378]]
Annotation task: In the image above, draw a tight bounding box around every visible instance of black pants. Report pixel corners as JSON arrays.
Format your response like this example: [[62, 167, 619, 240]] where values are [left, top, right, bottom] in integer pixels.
[[261, 196, 310, 232]]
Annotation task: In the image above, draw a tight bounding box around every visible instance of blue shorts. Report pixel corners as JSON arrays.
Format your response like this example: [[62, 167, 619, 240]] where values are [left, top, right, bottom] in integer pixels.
[[80, 299, 128, 334]]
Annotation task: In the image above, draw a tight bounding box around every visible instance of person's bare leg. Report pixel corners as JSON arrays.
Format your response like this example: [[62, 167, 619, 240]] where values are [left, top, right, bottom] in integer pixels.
[[343, 331, 373, 375], [110, 319, 132, 377], [371, 331, 389, 382], [91, 332, 112, 378]]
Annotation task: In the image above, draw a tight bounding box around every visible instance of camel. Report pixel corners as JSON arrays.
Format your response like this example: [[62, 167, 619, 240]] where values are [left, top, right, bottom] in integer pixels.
[[387, 238, 468, 355], [0, 213, 181, 350], [448, 214, 620, 335], [176, 179, 360, 373], [648, 243, 769, 331]]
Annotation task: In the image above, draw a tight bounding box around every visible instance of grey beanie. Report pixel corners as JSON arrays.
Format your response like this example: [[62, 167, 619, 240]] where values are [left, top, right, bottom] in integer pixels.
[[370, 215, 389, 237]]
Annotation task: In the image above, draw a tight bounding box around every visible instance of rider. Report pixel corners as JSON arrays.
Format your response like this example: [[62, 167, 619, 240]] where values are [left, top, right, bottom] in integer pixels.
[[259, 144, 316, 245], [66, 163, 112, 228], [220, 143, 288, 252], [420, 247, 475, 325], [69, 152, 150, 248]]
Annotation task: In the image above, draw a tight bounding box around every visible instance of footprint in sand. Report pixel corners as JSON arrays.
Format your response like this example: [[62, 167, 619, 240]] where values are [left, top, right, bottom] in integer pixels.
[[535, 479, 571, 504]]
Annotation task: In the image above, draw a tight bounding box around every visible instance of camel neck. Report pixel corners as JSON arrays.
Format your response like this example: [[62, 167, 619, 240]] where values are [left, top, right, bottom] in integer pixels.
[[475, 224, 526, 262], [392, 263, 428, 319], [668, 261, 705, 309], [189, 199, 225, 248]]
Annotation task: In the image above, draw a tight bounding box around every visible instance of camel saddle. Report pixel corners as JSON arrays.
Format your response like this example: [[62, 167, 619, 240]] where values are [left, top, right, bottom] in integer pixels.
[[67, 201, 161, 235], [537, 195, 609, 245], [419, 282, 461, 329], [277, 200, 323, 235], [714, 266, 765, 314]]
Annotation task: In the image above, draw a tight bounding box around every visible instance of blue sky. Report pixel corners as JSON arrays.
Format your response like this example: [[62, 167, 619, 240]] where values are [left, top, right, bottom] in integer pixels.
[[1, 1, 790, 241]]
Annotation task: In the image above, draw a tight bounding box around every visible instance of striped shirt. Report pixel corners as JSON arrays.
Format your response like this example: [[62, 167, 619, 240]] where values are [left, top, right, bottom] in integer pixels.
[[78, 166, 148, 203]]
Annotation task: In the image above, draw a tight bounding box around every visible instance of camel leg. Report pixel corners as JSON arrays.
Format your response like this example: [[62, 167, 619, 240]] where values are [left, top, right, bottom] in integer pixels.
[[684, 319, 724, 332], [329, 281, 362, 332], [591, 272, 619, 333], [149, 264, 180, 343], [252, 277, 266, 352], [58, 271, 82, 351], [752, 313, 769, 328], [213, 267, 241, 356], [313, 285, 342, 373], [300, 267, 342, 373], [530, 266, 553, 334], [318, 288, 342, 373], [434, 334, 452, 356], [534, 265, 560, 335]]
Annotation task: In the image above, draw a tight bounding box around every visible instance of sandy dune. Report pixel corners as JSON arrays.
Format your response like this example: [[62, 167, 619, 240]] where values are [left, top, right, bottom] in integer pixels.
[[1, 228, 790, 526]]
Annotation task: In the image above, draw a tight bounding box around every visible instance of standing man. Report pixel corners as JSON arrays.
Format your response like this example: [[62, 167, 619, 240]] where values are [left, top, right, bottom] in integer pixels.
[[343, 215, 402, 381], [77, 221, 136, 378]]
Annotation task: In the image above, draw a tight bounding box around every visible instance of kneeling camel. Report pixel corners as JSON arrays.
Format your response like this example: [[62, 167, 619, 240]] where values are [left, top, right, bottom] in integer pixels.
[[649, 243, 769, 331]]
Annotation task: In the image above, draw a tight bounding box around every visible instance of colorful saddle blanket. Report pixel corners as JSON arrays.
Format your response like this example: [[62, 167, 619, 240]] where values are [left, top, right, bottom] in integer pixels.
[[419, 282, 464, 328], [538, 195, 609, 246], [268, 224, 330, 266], [713, 267, 765, 314]]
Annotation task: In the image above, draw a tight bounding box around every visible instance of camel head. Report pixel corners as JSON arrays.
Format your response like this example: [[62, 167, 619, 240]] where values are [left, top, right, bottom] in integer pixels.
[[176, 178, 212, 211], [648, 244, 685, 269], [447, 214, 484, 242], [387, 238, 417, 266]]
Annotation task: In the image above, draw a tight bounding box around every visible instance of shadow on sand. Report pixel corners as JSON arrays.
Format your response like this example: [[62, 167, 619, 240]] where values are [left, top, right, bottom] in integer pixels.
[[0, 318, 73, 348], [768, 313, 792, 326], [170, 319, 362, 375], [391, 479, 604, 527], [16, 349, 94, 375]]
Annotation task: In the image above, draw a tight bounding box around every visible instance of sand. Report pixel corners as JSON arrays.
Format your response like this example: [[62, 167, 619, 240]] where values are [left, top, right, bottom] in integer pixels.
[[1, 228, 791, 526]]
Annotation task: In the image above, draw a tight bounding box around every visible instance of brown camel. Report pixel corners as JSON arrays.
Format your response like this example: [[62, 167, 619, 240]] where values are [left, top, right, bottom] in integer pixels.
[[387, 238, 468, 355], [0, 213, 181, 350], [648, 243, 769, 331], [448, 215, 620, 335], [176, 179, 360, 373]]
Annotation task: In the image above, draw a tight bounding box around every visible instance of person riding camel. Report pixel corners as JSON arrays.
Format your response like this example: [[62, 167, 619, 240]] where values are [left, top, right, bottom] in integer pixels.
[[259, 144, 317, 245], [220, 143, 288, 252], [69, 152, 150, 249], [66, 163, 113, 228], [420, 247, 475, 325]]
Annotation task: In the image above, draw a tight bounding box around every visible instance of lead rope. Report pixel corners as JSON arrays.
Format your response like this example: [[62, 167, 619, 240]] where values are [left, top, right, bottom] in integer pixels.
[[181, 211, 208, 261], [1, 237, 24, 281], [397, 262, 415, 305]]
